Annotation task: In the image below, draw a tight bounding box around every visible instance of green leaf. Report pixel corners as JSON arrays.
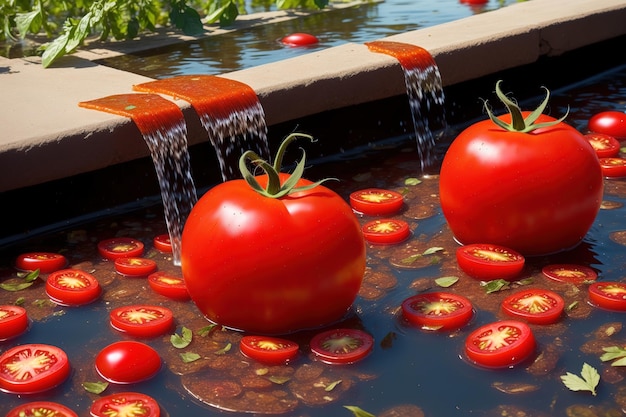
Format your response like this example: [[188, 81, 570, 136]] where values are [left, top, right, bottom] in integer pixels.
[[42, 30, 70, 68], [171, 326, 193, 348], [600, 346, 626, 364], [344, 405, 376, 417], [82, 381, 109, 394], [325, 380, 342, 391], [0, 281, 35, 291], [180, 352, 201, 363], [560, 363, 600, 396], [214, 342, 231, 355], [404, 177, 422, 186], [269, 375, 290, 384], [197, 324, 218, 337], [482, 279, 510, 294], [23, 269, 40, 282], [15, 10, 42, 38], [435, 276, 459, 288], [422, 247, 444, 255]]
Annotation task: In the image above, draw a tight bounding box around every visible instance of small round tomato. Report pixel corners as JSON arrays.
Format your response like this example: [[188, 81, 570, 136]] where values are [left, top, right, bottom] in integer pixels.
[[98, 237, 144, 260], [456, 244, 525, 281], [90, 392, 160, 417], [501, 289, 564, 325], [148, 271, 189, 300], [588, 281, 626, 311], [7, 401, 78, 417], [0, 344, 71, 394], [110, 305, 174, 338], [584, 133, 621, 158], [599, 157, 626, 178], [401, 292, 473, 330], [588, 111, 626, 139], [153, 234, 173, 253], [114, 257, 158, 277], [0, 305, 29, 341], [46, 269, 101, 306], [464, 320, 536, 368], [350, 188, 404, 216], [240, 336, 299, 365], [310, 328, 373, 364], [541, 264, 598, 284], [15, 252, 67, 273], [95, 341, 161, 384], [362, 219, 410, 244], [281, 33, 319, 46]]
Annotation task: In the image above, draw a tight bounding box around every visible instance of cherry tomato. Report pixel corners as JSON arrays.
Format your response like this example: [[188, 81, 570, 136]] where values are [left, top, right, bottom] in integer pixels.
[[15, 252, 67, 273], [588, 111, 626, 139], [584, 132, 620, 157], [95, 341, 161, 384], [6, 401, 78, 417], [109, 305, 174, 338], [309, 328, 374, 364], [280, 33, 319, 46], [501, 289, 564, 325], [464, 320, 536, 368], [401, 292, 473, 330], [0, 305, 29, 341], [362, 219, 410, 244], [0, 344, 71, 394], [599, 157, 626, 178], [588, 281, 626, 311], [98, 237, 144, 260], [148, 271, 189, 300], [45, 269, 101, 306], [349, 188, 404, 216], [541, 264, 597, 284], [114, 257, 158, 276], [456, 243, 525, 281], [90, 392, 160, 417], [240, 336, 299, 365], [153, 234, 172, 253]]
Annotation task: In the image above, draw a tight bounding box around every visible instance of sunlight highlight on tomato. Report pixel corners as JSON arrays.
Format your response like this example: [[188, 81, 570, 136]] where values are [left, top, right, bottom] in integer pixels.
[[401, 292, 473, 330], [7, 401, 78, 417], [148, 271, 189, 300], [0, 344, 71, 394], [501, 289, 564, 324], [362, 219, 410, 244], [456, 243, 525, 281], [464, 320, 535, 368], [240, 336, 299, 365], [46, 269, 101, 306], [310, 328, 374, 364], [541, 264, 597, 284], [0, 305, 29, 341], [588, 111, 626, 139], [95, 341, 161, 384], [588, 282, 626, 311], [90, 392, 160, 417], [15, 252, 67, 273], [350, 188, 404, 216], [98, 237, 144, 260]]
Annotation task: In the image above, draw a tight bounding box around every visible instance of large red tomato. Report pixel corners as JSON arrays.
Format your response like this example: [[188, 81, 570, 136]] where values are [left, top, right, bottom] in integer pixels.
[[181, 134, 366, 334], [440, 82, 603, 256]]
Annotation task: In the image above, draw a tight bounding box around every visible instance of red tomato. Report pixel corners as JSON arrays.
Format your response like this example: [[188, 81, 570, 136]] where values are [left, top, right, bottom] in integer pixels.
[[501, 289, 564, 325], [98, 237, 144, 260], [456, 243, 524, 281], [464, 320, 536, 368], [541, 264, 597, 284], [46, 269, 101, 306], [401, 292, 473, 330], [309, 328, 373, 364], [0, 344, 71, 394], [588, 281, 626, 311], [362, 219, 410, 244], [440, 83, 603, 256], [240, 336, 299, 365], [90, 392, 160, 417], [599, 157, 626, 178], [0, 305, 29, 341], [95, 341, 161, 384], [153, 234, 173, 253], [588, 111, 626, 139], [114, 257, 158, 276], [15, 252, 67, 273], [281, 33, 319, 46], [584, 133, 620, 158], [7, 401, 78, 417], [349, 188, 404, 216], [148, 271, 189, 300], [109, 305, 174, 338]]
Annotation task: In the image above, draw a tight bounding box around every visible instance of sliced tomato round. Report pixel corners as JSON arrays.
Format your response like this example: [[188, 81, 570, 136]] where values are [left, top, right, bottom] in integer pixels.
[[45, 269, 101, 306], [95, 341, 161, 384], [401, 292, 474, 331], [349, 188, 404, 216], [0, 344, 71, 394], [501, 289, 564, 325], [0, 305, 29, 341], [281, 32, 319, 46], [110, 305, 174, 338], [90, 392, 160, 417], [153, 234, 173, 253], [599, 157, 626, 178], [362, 219, 411, 244], [584, 133, 621, 158], [456, 244, 525, 281], [588, 281, 626, 311], [310, 328, 374, 364], [7, 401, 78, 417], [541, 264, 598, 284], [240, 336, 299, 365], [98, 237, 144, 260], [15, 252, 67, 273], [114, 257, 158, 277], [148, 271, 190, 300], [464, 320, 536, 368]]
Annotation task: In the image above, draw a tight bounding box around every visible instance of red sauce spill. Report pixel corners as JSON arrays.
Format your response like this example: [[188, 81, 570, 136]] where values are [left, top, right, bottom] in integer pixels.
[[365, 41, 436, 71]]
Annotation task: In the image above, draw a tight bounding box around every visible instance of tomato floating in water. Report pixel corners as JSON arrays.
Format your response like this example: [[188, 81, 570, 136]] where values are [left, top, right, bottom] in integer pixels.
[[588, 110, 626, 139], [15, 252, 67, 273], [90, 392, 160, 417], [98, 237, 144, 260], [114, 257, 158, 276], [46, 269, 101, 306], [153, 233, 173, 253], [464, 320, 536, 368], [6, 401, 78, 417], [240, 336, 299, 365], [349, 188, 404, 216], [401, 292, 473, 331], [148, 271, 190, 300], [110, 305, 174, 338], [362, 219, 410, 244], [588, 281, 626, 311], [0, 305, 29, 341], [95, 341, 161, 384], [309, 328, 374, 364], [584, 132, 620, 158], [541, 264, 597, 284], [599, 157, 626, 178], [0, 344, 71, 394], [456, 243, 525, 281], [440, 82, 603, 256], [281, 32, 319, 46], [501, 289, 564, 325]]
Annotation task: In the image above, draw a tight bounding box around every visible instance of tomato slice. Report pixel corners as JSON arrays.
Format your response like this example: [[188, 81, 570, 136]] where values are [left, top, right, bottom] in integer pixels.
[[362, 219, 411, 244], [0, 344, 71, 394], [114, 257, 158, 277], [501, 289, 564, 325], [148, 271, 190, 300], [90, 392, 160, 417], [98, 237, 144, 260], [281, 32, 319, 46], [46, 269, 102, 306], [588, 281, 626, 311], [584, 133, 620, 158], [0, 305, 29, 341], [110, 305, 174, 338], [349, 188, 404, 216], [541, 264, 598, 284], [456, 243, 525, 281], [15, 252, 67, 273], [464, 320, 536, 368], [599, 157, 626, 178], [240, 336, 299, 365], [95, 341, 161, 384], [7, 401, 78, 417], [401, 292, 474, 330], [153, 234, 173, 253], [309, 328, 374, 364]]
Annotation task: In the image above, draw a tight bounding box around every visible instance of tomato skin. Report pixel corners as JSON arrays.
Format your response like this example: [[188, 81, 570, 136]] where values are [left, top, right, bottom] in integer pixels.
[[456, 244, 525, 281], [114, 257, 158, 277], [46, 269, 102, 306], [588, 281, 626, 311], [362, 219, 411, 244], [588, 111, 626, 139], [501, 289, 564, 325], [584, 133, 620, 158], [181, 173, 366, 335], [90, 392, 160, 417], [464, 320, 536, 368], [95, 341, 161, 384], [281, 33, 319, 46], [6, 401, 78, 417], [309, 328, 374, 364], [440, 112, 603, 256], [153, 234, 173, 253], [599, 157, 626, 178], [0, 344, 71, 394], [148, 271, 190, 300], [350, 188, 404, 216], [401, 292, 473, 330], [16, 252, 67, 273], [0, 305, 29, 341], [110, 305, 174, 337], [240, 336, 299, 365], [541, 264, 597, 284], [98, 237, 144, 260]]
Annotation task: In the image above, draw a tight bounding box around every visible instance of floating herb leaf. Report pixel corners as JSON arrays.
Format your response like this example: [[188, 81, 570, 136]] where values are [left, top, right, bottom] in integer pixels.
[[269, 375, 291, 384], [423, 246, 444, 255], [214, 342, 231, 355], [566, 301, 579, 312], [325, 380, 342, 391], [600, 346, 626, 366], [197, 324, 218, 337], [344, 405, 376, 417], [0, 281, 35, 291], [171, 326, 193, 349], [482, 279, 510, 294], [180, 352, 201, 363], [435, 276, 459, 288], [560, 363, 600, 396], [82, 381, 109, 394], [404, 177, 422, 186]]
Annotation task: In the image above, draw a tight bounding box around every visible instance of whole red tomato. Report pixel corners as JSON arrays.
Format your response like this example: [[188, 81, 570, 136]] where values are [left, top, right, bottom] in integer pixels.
[[181, 134, 366, 334], [440, 81, 603, 256]]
